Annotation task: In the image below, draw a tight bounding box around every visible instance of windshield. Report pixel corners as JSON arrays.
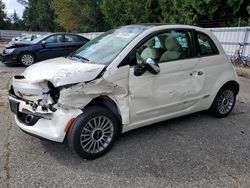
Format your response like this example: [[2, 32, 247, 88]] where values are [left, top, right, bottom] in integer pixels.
[[30, 34, 50, 44], [72, 25, 150, 65]]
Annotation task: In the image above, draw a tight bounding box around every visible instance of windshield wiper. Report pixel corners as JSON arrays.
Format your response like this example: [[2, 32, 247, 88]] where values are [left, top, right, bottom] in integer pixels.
[[70, 55, 89, 62]]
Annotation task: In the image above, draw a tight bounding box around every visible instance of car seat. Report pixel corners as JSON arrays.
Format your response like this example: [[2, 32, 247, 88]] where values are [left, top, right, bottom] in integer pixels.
[[160, 37, 183, 62], [140, 38, 161, 61]]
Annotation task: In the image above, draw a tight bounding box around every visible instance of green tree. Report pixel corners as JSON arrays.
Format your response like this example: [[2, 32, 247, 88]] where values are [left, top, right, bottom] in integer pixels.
[[190, 0, 245, 27], [159, 0, 248, 27], [53, 0, 104, 32], [101, 0, 250, 28], [22, 0, 58, 31], [0, 0, 6, 28], [78, 0, 105, 32], [17, 0, 250, 31], [100, 0, 161, 28], [52, 0, 81, 32]]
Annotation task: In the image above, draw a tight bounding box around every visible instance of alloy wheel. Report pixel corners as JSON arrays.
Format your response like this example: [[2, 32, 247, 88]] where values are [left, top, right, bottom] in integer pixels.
[[21, 54, 34, 66], [218, 89, 235, 115], [80, 116, 114, 154]]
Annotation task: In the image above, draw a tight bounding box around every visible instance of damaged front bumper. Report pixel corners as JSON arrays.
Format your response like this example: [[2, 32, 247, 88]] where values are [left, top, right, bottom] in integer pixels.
[[9, 94, 82, 142]]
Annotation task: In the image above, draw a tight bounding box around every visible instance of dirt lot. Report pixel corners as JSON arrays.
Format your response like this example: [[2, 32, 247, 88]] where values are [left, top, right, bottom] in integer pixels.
[[236, 66, 250, 79], [0, 43, 250, 187]]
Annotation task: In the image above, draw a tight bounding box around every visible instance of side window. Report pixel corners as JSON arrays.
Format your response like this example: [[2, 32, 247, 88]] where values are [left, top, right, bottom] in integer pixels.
[[136, 30, 193, 64], [197, 32, 218, 56], [65, 35, 78, 43], [45, 35, 63, 43], [78, 36, 88, 43]]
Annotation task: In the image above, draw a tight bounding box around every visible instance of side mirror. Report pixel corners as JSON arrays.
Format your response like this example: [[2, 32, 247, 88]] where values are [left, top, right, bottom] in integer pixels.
[[134, 63, 148, 76], [41, 40, 47, 47], [134, 58, 160, 76], [145, 58, 160, 75]]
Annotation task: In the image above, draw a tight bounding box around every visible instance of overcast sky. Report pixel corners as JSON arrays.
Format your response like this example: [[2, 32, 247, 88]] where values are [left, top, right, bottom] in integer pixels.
[[3, 0, 25, 18]]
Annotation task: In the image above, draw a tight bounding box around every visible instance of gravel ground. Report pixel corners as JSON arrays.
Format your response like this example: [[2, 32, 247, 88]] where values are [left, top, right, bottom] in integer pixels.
[[0, 44, 250, 187]]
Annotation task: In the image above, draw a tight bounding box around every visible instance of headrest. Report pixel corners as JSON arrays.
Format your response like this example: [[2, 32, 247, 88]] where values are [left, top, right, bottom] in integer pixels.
[[158, 35, 167, 49], [165, 37, 182, 51], [145, 38, 155, 48]]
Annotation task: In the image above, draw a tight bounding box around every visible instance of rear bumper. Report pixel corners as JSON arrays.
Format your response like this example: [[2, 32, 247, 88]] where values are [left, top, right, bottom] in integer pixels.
[[9, 95, 82, 142]]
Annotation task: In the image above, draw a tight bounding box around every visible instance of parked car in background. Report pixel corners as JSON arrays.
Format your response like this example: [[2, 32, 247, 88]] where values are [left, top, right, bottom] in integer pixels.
[[9, 25, 239, 159], [4, 33, 42, 49], [11, 33, 41, 42], [0, 33, 89, 66]]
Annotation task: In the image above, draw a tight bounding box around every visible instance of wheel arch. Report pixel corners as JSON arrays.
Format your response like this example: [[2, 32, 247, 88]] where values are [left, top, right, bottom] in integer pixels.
[[208, 80, 239, 117], [209, 79, 239, 110], [84, 96, 123, 133], [220, 80, 239, 95]]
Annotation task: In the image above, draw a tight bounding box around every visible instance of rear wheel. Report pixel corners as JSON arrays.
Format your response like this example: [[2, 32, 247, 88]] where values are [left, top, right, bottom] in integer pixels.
[[67, 106, 119, 159], [209, 85, 236, 118], [19, 52, 35, 66], [245, 60, 250, 67]]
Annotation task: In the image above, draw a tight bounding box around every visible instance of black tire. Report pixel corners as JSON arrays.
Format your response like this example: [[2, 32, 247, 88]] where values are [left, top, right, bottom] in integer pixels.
[[209, 85, 236, 118], [67, 106, 119, 159], [19, 52, 36, 66], [246, 61, 250, 67]]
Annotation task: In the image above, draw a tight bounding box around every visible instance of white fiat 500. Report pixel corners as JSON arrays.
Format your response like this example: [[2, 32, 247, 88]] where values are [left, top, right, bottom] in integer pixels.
[[9, 25, 239, 159]]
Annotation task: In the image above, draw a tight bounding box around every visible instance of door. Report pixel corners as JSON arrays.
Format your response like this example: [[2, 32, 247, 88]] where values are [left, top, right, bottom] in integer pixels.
[[36, 34, 65, 61], [128, 30, 205, 125], [187, 31, 222, 108]]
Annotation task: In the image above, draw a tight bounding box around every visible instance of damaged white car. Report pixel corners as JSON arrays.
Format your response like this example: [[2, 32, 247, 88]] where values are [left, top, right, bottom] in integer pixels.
[[9, 24, 239, 159]]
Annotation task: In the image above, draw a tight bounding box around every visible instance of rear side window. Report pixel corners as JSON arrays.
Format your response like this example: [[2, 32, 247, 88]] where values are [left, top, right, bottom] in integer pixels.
[[45, 35, 63, 43], [78, 36, 88, 43], [197, 32, 218, 56], [65, 35, 78, 43]]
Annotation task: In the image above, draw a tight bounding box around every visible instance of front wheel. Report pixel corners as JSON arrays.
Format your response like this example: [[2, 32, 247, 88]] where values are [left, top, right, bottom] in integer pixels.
[[209, 85, 236, 118], [19, 52, 35, 66], [67, 106, 119, 159]]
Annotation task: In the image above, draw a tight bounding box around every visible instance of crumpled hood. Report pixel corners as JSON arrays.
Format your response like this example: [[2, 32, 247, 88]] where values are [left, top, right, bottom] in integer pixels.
[[5, 41, 31, 48], [22, 57, 105, 87]]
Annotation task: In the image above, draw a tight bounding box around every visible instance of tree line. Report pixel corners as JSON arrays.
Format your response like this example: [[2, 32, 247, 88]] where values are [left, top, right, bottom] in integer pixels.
[[0, 0, 250, 32]]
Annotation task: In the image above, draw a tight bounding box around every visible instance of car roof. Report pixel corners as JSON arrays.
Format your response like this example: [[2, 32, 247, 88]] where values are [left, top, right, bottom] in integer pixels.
[[46, 32, 81, 36], [44, 32, 89, 40], [120, 24, 224, 55], [122, 23, 205, 31]]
